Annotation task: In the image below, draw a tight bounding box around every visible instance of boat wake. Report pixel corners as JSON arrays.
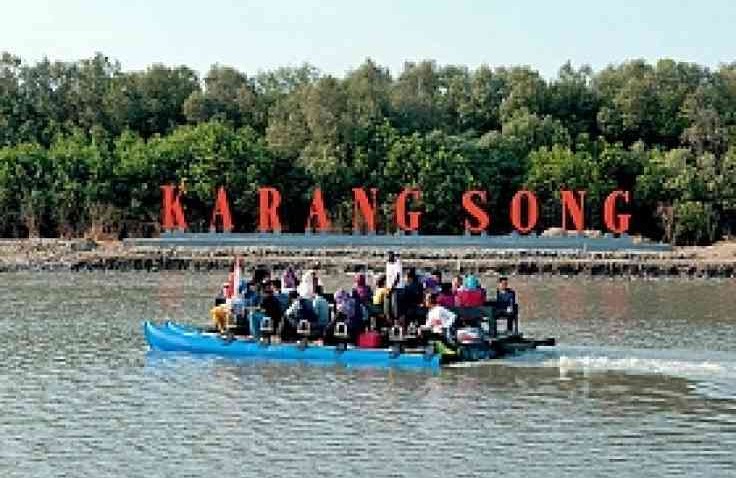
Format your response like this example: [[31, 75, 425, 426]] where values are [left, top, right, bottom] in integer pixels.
[[450, 344, 736, 399]]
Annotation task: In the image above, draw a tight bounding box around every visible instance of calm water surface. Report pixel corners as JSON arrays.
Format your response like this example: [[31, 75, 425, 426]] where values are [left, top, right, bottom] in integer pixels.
[[1, 272, 735, 477]]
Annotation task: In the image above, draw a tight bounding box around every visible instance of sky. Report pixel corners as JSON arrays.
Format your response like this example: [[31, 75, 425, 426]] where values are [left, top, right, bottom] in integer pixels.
[[1, 0, 734, 78]]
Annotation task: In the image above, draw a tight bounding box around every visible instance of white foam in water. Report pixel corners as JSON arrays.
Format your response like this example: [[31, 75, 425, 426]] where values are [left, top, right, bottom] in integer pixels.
[[544, 345, 736, 399], [553, 354, 725, 377], [450, 344, 736, 399]]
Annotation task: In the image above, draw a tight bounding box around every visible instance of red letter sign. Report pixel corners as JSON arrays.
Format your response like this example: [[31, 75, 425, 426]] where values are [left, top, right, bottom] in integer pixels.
[[210, 186, 234, 232], [561, 190, 586, 231], [395, 188, 422, 232], [510, 190, 538, 233], [604, 190, 631, 234], [462, 190, 489, 233], [352, 187, 378, 233], [258, 187, 282, 232], [160, 185, 187, 231], [306, 188, 331, 232]]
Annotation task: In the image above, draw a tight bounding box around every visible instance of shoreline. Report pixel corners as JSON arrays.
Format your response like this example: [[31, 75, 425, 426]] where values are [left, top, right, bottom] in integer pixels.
[[1, 239, 735, 278]]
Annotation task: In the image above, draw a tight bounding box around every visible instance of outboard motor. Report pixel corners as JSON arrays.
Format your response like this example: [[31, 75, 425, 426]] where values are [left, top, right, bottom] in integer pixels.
[[455, 326, 487, 361], [259, 316, 273, 345], [455, 327, 483, 345]]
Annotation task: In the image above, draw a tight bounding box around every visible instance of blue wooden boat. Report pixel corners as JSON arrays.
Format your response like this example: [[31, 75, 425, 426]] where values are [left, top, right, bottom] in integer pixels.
[[143, 319, 554, 369], [143, 321, 442, 370]]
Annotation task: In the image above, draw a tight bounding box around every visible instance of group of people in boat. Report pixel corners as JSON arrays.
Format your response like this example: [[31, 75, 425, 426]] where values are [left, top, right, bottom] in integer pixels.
[[209, 251, 518, 349]]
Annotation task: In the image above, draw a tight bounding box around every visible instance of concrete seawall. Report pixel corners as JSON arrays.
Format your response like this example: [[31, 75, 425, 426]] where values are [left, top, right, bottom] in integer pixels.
[[1, 239, 734, 278]]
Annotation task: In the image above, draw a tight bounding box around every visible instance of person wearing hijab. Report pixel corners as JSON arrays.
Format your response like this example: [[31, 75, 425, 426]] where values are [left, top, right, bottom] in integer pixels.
[[328, 289, 362, 342], [282, 266, 298, 293], [455, 274, 486, 307], [297, 270, 318, 299], [372, 274, 389, 307], [352, 273, 372, 305]]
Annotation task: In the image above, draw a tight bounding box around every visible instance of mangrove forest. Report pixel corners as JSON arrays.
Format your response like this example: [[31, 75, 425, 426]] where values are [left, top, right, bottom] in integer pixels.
[[0, 52, 735, 244]]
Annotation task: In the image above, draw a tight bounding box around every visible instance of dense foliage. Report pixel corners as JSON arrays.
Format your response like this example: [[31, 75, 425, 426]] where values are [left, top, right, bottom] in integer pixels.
[[0, 53, 735, 244]]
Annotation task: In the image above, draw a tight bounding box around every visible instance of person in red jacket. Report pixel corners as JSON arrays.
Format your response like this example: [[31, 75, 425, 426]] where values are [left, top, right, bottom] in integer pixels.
[[437, 282, 456, 308], [455, 274, 486, 307]]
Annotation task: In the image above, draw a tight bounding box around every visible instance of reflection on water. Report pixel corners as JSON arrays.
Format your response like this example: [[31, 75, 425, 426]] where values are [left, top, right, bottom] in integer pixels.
[[1, 271, 735, 477]]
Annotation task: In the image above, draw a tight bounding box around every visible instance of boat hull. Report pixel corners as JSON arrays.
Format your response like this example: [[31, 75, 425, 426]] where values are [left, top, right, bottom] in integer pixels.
[[143, 321, 442, 370]]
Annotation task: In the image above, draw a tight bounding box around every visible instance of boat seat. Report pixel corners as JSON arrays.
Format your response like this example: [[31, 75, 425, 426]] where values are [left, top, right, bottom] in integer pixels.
[[388, 324, 404, 342], [296, 319, 311, 337], [447, 305, 518, 337], [333, 321, 349, 340], [259, 316, 274, 335]]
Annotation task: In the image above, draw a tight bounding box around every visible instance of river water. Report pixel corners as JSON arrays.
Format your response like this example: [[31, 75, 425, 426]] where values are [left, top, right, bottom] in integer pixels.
[[1, 272, 735, 477]]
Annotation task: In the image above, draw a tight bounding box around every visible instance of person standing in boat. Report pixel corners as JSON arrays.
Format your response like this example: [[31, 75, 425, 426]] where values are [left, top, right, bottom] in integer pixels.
[[495, 277, 518, 334], [386, 251, 403, 289]]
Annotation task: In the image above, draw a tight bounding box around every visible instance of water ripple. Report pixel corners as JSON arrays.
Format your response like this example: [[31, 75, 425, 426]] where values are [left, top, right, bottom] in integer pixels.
[[1, 272, 735, 477]]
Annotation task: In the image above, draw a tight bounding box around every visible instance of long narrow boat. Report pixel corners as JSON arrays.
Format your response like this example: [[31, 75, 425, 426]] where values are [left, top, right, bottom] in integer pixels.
[[143, 320, 555, 370], [144, 321, 442, 370]]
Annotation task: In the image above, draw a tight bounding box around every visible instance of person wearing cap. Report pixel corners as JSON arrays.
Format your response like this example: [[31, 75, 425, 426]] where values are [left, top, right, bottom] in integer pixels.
[[495, 276, 517, 333]]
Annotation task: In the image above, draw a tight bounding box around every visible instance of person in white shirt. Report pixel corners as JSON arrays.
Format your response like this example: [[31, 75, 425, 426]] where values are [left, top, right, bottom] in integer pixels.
[[386, 251, 404, 289], [423, 292, 457, 342]]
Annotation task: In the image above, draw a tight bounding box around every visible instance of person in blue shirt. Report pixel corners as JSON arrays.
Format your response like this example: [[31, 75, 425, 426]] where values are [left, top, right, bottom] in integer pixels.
[[495, 277, 518, 334], [242, 281, 261, 307], [271, 278, 289, 311]]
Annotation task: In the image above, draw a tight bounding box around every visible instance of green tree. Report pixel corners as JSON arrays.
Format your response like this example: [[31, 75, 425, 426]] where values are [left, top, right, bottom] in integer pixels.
[[183, 65, 260, 129]]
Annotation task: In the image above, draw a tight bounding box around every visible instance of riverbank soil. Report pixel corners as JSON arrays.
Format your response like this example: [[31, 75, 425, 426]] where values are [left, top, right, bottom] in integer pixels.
[[1, 239, 735, 278]]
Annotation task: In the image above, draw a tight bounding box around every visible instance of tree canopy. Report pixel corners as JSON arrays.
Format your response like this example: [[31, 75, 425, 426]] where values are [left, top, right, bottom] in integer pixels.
[[0, 52, 734, 244]]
